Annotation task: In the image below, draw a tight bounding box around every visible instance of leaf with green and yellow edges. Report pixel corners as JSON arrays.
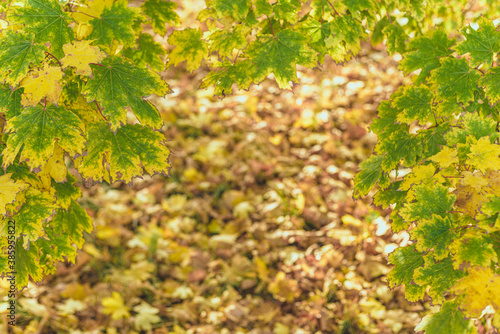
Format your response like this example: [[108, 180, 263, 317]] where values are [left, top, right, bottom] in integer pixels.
[[14, 188, 56, 242], [415, 299, 477, 334], [123, 33, 166, 72], [2, 105, 85, 170], [454, 17, 500, 67], [343, 0, 374, 15], [83, 56, 168, 130], [400, 164, 438, 192], [382, 23, 407, 55], [0, 173, 29, 215], [209, 24, 251, 58], [51, 200, 92, 250], [370, 100, 400, 137], [387, 244, 424, 288], [375, 128, 421, 170], [429, 146, 459, 168], [245, 29, 317, 89], [0, 85, 23, 119], [467, 136, 500, 173], [414, 257, 465, 304], [9, 0, 73, 58], [480, 67, 500, 106], [373, 181, 406, 208], [201, 60, 254, 97], [53, 175, 82, 210], [328, 16, 367, 59], [167, 28, 209, 72], [429, 57, 480, 104], [77, 123, 170, 184], [411, 214, 456, 260], [206, 0, 251, 20], [272, 0, 301, 24], [0, 32, 46, 85], [392, 85, 433, 125], [418, 123, 449, 159], [452, 266, 500, 317], [36, 227, 78, 275], [482, 196, 500, 216], [451, 233, 498, 269], [399, 183, 456, 222], [399, 30, 454, 84], [141, 0, 180, 35], [89, 0, 138, 48], [254, 0, 272, 17], [13, 237, 44, 289], [353, 155, 388, 198], [444, 113, 497, 146]]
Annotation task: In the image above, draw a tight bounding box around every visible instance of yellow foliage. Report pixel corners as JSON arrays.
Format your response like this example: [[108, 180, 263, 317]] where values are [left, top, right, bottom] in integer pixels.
[[101, 291, 130, 320], [467, 137, 500, 173], [61, 41, 106, 76], [0, 173, 28, 215], [20, 64, 62, 106], [429, 146, 459, 168]]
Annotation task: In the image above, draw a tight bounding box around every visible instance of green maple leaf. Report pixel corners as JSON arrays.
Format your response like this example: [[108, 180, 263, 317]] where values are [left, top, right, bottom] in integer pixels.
[[207, 0, 251, 20], [201, 60, 254, 97], [399, 183, 456, 222], [78, 123, 170, 184], [141, 0, 180, 35], [9, 0, 73, 58], [480, 67, 500, 105], [452, 234, 498, 269], [273, 0, 301, 24], [455, 17, 500, 66], [255, 0, 272, 16], [414, 257, 465, 304], [353, 155, 387, 198], [14, 237, 44, 289], [52, 174, 82, 209], [399, 30, 454, 84], [15, 189, 56, 242], [246, 29, 317, 89], [393, 85, 433, 125], [0, 32, 46, 85], [444, 113, 496, 146], [2, 105, 86, 170], [375, 128, 421, 170], [370, 100, 400, 137], [83, 56, 168, 130], [51, 200, 93, 249], [482, 196, 500, 216], [89, 0, 138, 48], [329, 16, 367, 58], [415, 300, 477, 334], [167, 28, 209, 72], [209, 24, 251, 58], [343, 0, 374, 14], [373, 181, 406, 209], [36, 227, 78, 274], [0, 85, 23, 119], [429, 57, 480, 104], [387, 244, 424, 287], [383, 24, 407, 55], [411, 214, 456, 260], [123, 34, 166, 72], [418, 124, 449, 159]]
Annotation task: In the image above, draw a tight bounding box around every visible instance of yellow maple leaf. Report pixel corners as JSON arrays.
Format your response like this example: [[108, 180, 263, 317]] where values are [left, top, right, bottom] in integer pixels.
[[61, 41, 106, 76], [461, 171, 488, 192], [39, 143, 67, 189], [72, 0, 114, 23], [0, 173, 28, 215], [20, 64, 63, 106], [101, 291, 130, 320], [452, 266, 500, 317], [429, 146, 459, 168], [467, 137, 500, 173], [454, 184, 486, 217]]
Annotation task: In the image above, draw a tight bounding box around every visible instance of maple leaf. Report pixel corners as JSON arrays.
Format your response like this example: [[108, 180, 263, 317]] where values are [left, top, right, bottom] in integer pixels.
[[15, 188, 56, 242], [52, 174, 82, 209], [0, 173, 29, 215], [89, 0, 138, 48], [201, 60, 254, 97], [83, 56, 168, 130], [9, 0, 73, 58], [482, 196, 500, 216], [451, 233, 498, 269], [418, 124, 449, 159], [399, 30, 454, 84], [133, 302, 161, 331], [392, 85, 433, 125], [329, 16, 368, 58], [414, 257, 465, 304], [375, 128, 421, 170], [399, 183, 455, 222], [61, 41, 106, 76], [51, 200, 93, 249], [410, 214, 456, 260], [245, 29, 317, 89], [167, 28, 209, 72], [209, 24, 251, 58], [445, 113, 497, 146], [343, 0, 374, 14], [272, 0, 301, 24], [39, 143, 67, 188], [429, 146, 459, 168], [400, 164, 441, 193], [383, 24, 407, 55], [141, 0, 180, 35], [429, 57, 480, 104], [480, 67, 500, 105], [254, 0, 272, 17], [0, 85, 23, 119], [415, 299, 477, 334], [123, 33, 166, 72], [454, 17, 500, 66], [467, 136, 500, 173], [2, 105, 86, 170], [102, 291, 130, 320], [0, 32, 46, 85], [387, 245, 424, 288], [72, 0, 114, 23], [14, 237, 44, 289], [20, 64, 63, 106], [452, 266, 500, 317], [77, 123, 171, 184], [373, 181, 406, 208], [207, 0, 251, 20], [353, 155, 387, 198]]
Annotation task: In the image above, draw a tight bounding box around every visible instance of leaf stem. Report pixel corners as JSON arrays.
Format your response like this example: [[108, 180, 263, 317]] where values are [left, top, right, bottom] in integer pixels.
[[326, 0, 341, 16], [95, 100, 108, 121], [73, 10, 98, 19], [266, 16, 275, 37], [45, 51, 62, 67], [89, 63, 104, 67]]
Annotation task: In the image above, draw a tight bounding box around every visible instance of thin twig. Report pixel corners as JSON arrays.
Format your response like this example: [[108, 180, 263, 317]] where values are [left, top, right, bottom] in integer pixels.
[[45, 51, 62, 67], [95, 100, 108, 121], [266, 16, 275, 37], [72, 10, 98, 19], [326, 0, 341, 16]]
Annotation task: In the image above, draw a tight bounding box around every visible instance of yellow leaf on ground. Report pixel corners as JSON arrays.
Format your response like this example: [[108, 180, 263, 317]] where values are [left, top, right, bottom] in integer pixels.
[[102, 291, 130, 320], [61, 41, 106, 76], [0, 173, 28, 215], [20, 64, 62, 106]]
